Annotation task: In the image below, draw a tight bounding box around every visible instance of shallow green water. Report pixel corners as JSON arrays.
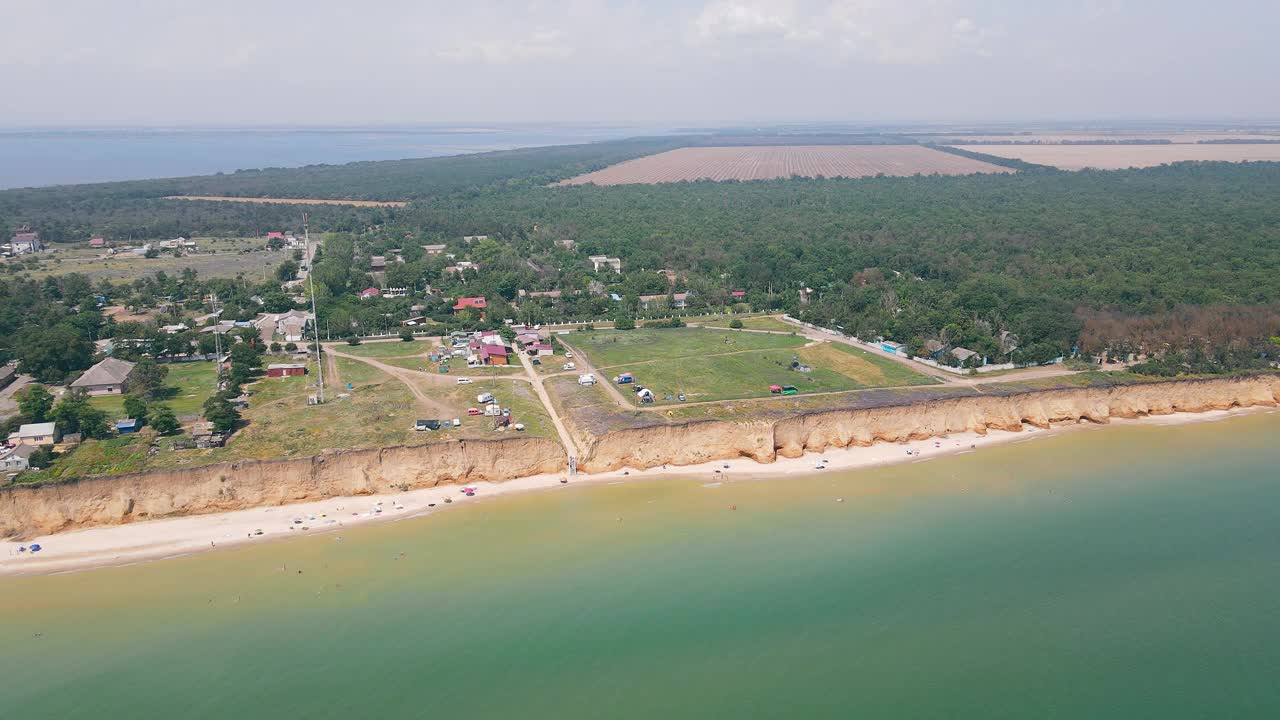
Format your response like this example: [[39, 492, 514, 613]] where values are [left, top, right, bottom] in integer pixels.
[[4, 413, 1280, 719]]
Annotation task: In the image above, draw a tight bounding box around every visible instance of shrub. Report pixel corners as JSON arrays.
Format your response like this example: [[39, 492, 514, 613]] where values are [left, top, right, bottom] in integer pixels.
[[400, 329, 414, 342], [728, 318, 744, 329], [346, 336, 362, 346]]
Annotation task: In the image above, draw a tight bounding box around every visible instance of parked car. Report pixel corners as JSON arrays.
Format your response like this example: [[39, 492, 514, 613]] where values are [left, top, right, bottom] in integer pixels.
[[564, 352, 573, 358], [562, 362, 576, 370], [452, 418, 462, 427], [781, 385, 799, 395], [477, 392, 495, 404], [456, 377, 473, 384], [467, 407, 483, 416], [578, 374, 596, 386], [414, 419, 442, 431]]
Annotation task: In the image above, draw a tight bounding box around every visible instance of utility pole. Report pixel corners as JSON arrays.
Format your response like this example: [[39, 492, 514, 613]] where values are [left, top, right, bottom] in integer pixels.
[[304, 213, 325, 403], [212, 292, 223, 392]]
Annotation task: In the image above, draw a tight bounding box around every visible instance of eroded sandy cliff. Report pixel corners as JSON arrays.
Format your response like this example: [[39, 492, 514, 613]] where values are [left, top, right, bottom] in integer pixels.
[[1, 437, 565, 537], [4, 376, 1278, 538]]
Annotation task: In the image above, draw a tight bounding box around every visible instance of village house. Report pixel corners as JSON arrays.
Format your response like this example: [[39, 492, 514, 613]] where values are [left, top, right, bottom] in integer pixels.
[[589, 255, 622, 273], [453, 296, 487, 313], [266, 231, 286, 241], [462, 235, 489, 243], [638, 292, 691, 310], [731, 290, 747, 299], [422, 244, 447, 255], [360, 287, 381, 300], [0, 364, 15, 391], [525, 342, 554, 357], [8, 422, 58, 447], [157, 237, 196, 250], [382, 287, 409, 298], [115, 419, 141, 435], [267, 363, 308, 378], [370, 256, 387, 271], [71, 357, 137, 396], [950, 347, 981, 366], [8, 231, 44, 255], [518, 289, 562, 300], [0, 444, 35, 472], [89, 236, 106, 247]]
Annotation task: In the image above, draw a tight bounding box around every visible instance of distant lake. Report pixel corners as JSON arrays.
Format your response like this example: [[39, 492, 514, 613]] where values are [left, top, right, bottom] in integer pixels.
[[0, 124, 675, 190]]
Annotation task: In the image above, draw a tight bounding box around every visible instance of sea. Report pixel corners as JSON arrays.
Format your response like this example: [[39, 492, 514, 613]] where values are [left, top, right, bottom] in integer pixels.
[[3, 411, 1280, 719], [0, 124, 675, 190]]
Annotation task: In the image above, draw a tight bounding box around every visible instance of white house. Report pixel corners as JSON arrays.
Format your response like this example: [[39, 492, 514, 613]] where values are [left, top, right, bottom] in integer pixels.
[[588, 255, 622, 273]]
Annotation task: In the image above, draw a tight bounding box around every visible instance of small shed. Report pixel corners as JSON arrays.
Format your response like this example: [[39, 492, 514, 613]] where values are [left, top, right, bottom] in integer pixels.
[[267, 363, 308, 378], [116, 418, 141, 434]]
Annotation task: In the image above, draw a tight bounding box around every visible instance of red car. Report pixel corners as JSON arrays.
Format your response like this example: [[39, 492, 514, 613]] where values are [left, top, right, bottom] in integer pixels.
[[467, 407, 482, 416]]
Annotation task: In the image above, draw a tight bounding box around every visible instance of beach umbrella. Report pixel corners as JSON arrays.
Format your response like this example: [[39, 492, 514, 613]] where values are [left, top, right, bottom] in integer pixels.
[[29, 544, 42, 552]]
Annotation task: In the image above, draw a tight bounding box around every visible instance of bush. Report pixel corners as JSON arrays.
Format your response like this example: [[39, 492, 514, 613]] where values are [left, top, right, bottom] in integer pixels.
[[149, 404, 180, 435], [270, 342, 282, 352], [284, 342, 298, 352], [346, 336, 362, 346], [400, 329, 414, 342], [613, 317, 636, 330], [728, 318, 744, 329]]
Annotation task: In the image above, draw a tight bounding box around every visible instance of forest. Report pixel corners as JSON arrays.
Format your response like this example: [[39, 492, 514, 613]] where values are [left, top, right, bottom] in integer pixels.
[[3, 136, 1280, 377]]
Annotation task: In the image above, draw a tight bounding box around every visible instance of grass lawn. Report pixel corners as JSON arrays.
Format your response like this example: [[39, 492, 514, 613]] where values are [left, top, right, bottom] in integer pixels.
[[333, 357, 388, 386], [23, 236, 288, 283], [701, 316, 796, 333], [87, 360, 218, 420], [581, 340, 936, 406], [567, 327, 806, 368], [337, 340, 434, 358]]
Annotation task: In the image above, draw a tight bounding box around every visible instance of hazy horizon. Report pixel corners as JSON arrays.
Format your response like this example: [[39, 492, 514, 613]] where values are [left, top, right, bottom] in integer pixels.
[[3, 0, 1276, 126]]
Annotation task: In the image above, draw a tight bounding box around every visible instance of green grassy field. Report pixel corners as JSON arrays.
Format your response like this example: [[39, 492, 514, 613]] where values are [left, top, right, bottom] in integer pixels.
[[700, 316, 796, 333], [336, 340, 434, 358], [566, 328, 936, 406], [566, 327, 806, 368], [19, 236, 290, 282], [87, 361, 218, 420]]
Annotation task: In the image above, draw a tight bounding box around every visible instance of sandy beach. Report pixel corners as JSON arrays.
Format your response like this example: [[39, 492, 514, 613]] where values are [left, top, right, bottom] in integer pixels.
[[2, 406, 1272, 577]]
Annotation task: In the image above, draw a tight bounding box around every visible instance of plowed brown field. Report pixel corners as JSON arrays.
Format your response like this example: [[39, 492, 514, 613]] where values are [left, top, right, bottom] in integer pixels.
[[950, 144, 1280, 170], [556, 146, 1013, 186]]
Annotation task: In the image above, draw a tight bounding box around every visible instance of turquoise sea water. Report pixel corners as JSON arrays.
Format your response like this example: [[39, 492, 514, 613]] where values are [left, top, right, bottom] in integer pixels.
[[2, 412, 1279, 718]]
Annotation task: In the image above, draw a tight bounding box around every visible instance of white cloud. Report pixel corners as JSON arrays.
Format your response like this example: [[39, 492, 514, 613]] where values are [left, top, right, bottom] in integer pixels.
[[437, 30, 573, 64], [689, 0, 995, 65]]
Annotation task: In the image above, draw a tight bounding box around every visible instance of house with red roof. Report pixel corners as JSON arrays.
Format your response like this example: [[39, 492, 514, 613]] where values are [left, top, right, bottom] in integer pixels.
[[267, 231, 285, 240], [359, 287, 381, 300], [731, 290, 747, 299], [453, 296, 487, 312], [89, 236, 106, 247]]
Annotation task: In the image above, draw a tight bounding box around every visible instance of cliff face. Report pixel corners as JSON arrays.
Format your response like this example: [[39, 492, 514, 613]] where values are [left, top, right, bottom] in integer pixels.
[[0, 437, 565, 538], [5, 376, 1279, 538], [577, 419, 775, 473]]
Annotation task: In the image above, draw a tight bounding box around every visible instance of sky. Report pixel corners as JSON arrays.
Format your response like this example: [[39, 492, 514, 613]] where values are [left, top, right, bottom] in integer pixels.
[[1, 0, 1276, 126]]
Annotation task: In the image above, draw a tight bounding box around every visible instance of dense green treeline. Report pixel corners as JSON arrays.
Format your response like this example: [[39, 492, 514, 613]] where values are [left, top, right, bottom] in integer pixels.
[[0, 136, 684, 242], [3, 135, 1280, 374]]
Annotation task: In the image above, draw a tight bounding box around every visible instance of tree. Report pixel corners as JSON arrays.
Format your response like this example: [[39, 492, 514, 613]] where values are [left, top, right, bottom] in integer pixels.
[[729, 318, 744, 329], [122, 394, 148, 422], [613, 316, 635, 330], [13, 325, 95, 382], [203, 395, 240, 434], [51, 392, 111, 438], [399, 328, 414, 342], [27, 446, 55, 470], [16, 385, 55, 422], [270, 342, 282, 353], [129, 357, 169, 399], [144, 246, 159, 259], [228, 342, 262, 368], [149, 404, 179, 435], [284, 342, 298, 352]]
